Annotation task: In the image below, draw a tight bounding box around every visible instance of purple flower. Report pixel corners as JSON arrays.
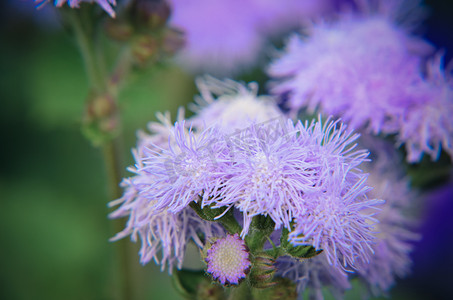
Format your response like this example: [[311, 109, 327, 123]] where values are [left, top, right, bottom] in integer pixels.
[[203, 116, 382, 272], [287, 119, 383, 272], [210, 118, 322, 234], [169, 0, 264, 75], [206, 234, 251, 285], [136, 107, 186, 155], [109, 116, 225, 271], [289, 178, 381, 272], [398, 54, 453, 162], [189, 76, 283, 134], [138, 121, 227, 213], [357, 137, 420, 296], [276, 254, 351, 300], [268, 5, 432, 134], [169, 0, 333, 75], [109, 176, 224, 272], [35, 0, 117, 17]]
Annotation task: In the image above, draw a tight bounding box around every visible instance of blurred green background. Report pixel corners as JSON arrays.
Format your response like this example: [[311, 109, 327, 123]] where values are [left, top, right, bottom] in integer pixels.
[[0, 2, 195, 299], [1, 1, 452, 300]]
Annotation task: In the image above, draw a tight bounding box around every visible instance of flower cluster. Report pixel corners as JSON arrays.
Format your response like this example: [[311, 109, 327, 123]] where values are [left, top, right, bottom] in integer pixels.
[[275, 136, 419, 298], [110, 78, 383, 280]]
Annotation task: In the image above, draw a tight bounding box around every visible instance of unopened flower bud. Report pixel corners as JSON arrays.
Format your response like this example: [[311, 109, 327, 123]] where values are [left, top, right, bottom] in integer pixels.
[[249, 253, 277, 289], [205, 234, 251, 286], [131, 35, 157, 64], [83, 93, 119, 145], [162, 28, 186, 55], [131, 0, 171, 30], [104, 20, 134, 42]]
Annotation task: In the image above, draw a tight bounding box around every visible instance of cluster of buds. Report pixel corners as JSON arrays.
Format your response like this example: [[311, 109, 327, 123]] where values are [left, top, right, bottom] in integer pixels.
[[83, 92, 119, 145], [104, 0, 185, 65]]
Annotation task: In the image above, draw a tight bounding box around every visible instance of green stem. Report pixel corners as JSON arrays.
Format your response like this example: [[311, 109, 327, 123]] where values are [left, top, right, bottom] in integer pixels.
[[65, 8, 133, 300], [66, 9, 106, 92], [103, 140, 133, 300], [228, 283, 251, 300], [245, 215, 275, 252]]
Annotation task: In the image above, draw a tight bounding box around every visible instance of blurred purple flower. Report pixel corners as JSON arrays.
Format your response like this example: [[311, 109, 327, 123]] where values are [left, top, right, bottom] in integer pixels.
[[189, 76, 283, 134], [169, 0, 263, 75], [276, 253, 351, 299], [169, 0, 333, 75], [268, 7, 432, 133], [109, 176, 224, 271], [398, 54, 453, 162], [35, 0, 117, 17], [136, 107, 186, 155], [357, 137, 420, 296]]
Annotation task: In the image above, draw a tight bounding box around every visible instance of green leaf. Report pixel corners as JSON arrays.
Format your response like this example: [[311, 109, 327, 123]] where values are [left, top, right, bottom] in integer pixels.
[[280, 225, 322, 259], [286, 245, 322, 259], [172, 269, 208, 299]]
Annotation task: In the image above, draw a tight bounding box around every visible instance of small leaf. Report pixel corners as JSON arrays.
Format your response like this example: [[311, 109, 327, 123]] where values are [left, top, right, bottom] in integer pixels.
[[286, 245, 322, 260], [172, 268, 209, 299]]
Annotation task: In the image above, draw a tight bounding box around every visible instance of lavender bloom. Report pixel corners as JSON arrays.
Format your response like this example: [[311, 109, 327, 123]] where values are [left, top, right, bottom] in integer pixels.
[[136, 107, 186, 155], [398, 54, 453, 162], [357, 137, 419, 296], [286, 119, 381, 272], [109, 117, 224, 271], [169, 0, 264, 75], [211, 118, 322, 234], [206, 234, 251, 285], [189, 76, 283, 133], [205, 117, 382, 272], [109, 175, 224, 271], [276, 254, 351, 300], [268, 3, 432, 134], [137, 121, 228, 213], [169, 0, 333, 75], [35, 0, 117, 17]]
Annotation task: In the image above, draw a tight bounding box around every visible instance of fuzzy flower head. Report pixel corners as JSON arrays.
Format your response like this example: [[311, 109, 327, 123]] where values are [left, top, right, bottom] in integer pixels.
[[190, 76, 284, 133], [139, 121, 226, 213], [206, 234, 251, 285], [210, 118, 322, 234], [398, 54, 453, 162], [169, 0, 264, 76], [269, 3, 432, 134], [203, 116, 382, 273], [286, 119, 383, 272], [289, 177, 381, 272], [169, 0, 334, 75], [35, 0, 116, 17], [109, 174, 224, 272], [136, 107, 186, 156], [109, 117, 226, 271], [357, 137, 420, 296]]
